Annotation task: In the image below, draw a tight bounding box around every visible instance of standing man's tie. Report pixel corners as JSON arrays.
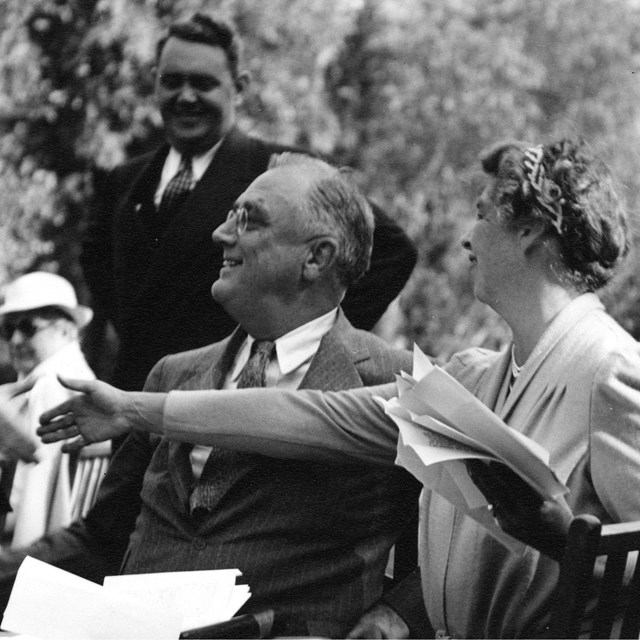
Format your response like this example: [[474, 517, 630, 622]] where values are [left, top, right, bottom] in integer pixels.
[[158, 155, 193, 220], [189, 340, 275, 514]]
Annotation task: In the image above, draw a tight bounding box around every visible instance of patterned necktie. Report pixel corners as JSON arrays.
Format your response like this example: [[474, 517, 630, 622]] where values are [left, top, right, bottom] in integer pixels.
[[236, 340, 275, 389], [158, 155, 193, 219], [189, 340, 275, 515]]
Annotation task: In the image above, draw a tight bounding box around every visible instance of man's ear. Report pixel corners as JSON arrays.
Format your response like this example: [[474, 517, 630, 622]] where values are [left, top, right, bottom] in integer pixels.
[[302, 238, 338, 283], [235, 71, 250, 96]]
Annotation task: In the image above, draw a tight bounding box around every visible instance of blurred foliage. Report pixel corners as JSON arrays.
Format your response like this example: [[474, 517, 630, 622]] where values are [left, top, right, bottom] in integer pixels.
[[0, 0, 639, 366]]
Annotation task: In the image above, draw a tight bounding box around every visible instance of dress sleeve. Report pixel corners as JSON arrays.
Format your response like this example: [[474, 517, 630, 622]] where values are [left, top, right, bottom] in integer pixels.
[[164, 382, 400, 465], [589, 349, 640, 521]]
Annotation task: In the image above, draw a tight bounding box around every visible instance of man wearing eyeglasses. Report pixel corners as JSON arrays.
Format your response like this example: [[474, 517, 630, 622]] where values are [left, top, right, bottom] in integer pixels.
[[0, 155, 420, 638], [82, 12, 416, 405], [0, 272, 96, 547]]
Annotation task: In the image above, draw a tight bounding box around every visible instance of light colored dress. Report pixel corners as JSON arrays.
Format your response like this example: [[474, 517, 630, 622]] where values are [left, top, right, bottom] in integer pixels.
[[421, 293, 640, 637]]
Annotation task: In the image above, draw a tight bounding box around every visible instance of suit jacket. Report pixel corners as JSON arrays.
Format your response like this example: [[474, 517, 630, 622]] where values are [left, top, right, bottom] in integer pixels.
[[0, 312, 419, 638], [81, 127, 416, 391]]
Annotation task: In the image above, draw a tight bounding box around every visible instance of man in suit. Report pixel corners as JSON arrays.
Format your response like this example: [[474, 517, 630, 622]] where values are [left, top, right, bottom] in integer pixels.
[[1, 153, 420, 638], [82, 12, 416, 393]]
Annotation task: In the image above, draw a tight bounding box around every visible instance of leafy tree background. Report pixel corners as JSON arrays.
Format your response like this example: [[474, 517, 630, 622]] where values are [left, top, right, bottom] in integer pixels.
[[0, 0, 639, 376]]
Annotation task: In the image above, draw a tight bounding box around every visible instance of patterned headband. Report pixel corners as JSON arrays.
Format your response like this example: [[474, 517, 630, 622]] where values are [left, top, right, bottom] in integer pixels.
[[521, 145, 564, 235]]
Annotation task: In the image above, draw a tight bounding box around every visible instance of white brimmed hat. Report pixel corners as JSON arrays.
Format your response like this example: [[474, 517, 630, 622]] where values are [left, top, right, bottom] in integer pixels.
[[0, 272, 93, 328]]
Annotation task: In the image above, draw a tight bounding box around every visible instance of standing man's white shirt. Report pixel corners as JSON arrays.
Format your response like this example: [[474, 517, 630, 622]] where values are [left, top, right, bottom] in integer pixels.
[[190, 308, 338, 479], [154, 143, 221, 207]]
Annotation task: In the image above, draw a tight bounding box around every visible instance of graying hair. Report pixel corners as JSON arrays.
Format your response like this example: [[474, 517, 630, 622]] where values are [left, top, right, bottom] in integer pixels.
[[267, 153, 374, 287]]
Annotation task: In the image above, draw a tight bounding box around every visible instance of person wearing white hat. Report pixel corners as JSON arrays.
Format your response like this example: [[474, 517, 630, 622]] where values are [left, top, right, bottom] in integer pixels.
[[0, 271, 98, 547]]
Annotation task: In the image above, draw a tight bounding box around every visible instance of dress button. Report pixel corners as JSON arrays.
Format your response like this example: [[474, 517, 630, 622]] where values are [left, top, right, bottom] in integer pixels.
[[193, 537, 206, 550]]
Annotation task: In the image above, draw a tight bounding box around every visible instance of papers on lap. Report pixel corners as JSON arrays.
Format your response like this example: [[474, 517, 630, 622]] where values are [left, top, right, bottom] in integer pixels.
[[1, 556, 250, 639], [375, 345, 568, 551]]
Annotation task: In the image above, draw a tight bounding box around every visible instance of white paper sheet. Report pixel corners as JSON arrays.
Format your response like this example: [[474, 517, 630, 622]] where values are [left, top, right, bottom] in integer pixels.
[[395, 423, 526, 554], [1, 557, 182, 639], [104, 569, 250, 632], [382, 345, 569, 552], [399, 362, 565, 499]]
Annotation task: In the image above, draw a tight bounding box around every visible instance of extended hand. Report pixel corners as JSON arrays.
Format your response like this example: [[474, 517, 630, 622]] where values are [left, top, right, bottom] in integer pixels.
[[37, 376, 133, 451], [466, 459, 573, 561], [0, 378, 38, 462]]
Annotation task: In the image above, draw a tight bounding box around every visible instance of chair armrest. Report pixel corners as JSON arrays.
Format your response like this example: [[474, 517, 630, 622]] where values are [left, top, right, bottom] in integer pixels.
[[179, 609, 275, 639]]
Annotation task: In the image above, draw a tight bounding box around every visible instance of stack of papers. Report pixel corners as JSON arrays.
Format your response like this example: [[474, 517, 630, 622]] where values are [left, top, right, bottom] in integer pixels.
[[376, 345, 568, 550], [1, 557, 250, 639]]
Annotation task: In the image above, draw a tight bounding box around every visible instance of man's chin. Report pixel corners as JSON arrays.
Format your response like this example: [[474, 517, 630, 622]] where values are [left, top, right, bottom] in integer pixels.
[[211, 282, 231, 306], [164, 113, 225, 152]]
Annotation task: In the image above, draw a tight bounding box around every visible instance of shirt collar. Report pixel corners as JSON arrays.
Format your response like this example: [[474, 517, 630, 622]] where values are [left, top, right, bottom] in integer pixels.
[[166, 138, 223, 182], [230, 308, 339, 382]]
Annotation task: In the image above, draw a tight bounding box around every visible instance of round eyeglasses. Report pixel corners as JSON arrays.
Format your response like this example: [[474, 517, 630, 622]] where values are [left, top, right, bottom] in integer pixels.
[[225, 207, 249, 236]]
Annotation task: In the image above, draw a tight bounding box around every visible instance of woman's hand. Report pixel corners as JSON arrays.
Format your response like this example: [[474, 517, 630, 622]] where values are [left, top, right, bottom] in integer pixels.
[[466, 458, 573, 561], [37, 376, 134, 451], [347, 603, 410, 639]]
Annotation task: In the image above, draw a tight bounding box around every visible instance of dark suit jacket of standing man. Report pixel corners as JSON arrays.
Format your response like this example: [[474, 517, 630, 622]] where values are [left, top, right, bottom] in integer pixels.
[[0, 312, 419, 638], [82, 126, 417, 392]]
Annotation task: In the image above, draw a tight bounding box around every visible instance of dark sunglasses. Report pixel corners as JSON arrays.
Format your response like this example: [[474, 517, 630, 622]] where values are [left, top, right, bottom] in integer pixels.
[[158, 72, 220, 93], [0, 318, 54, 341]]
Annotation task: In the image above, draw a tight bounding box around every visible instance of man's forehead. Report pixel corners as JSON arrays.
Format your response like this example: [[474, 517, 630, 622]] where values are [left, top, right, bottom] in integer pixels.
[[158, 37, 230, 71], [241, 166, 313, 202]]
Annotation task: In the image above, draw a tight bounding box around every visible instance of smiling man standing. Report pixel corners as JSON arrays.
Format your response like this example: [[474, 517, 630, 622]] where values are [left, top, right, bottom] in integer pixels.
[[0, 155, 420, 638], [82, 13, 416, 400]]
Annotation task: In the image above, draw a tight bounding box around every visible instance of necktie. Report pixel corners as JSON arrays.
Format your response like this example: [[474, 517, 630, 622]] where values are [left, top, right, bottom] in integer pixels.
[[236, 340, 275, 389], [158, 155, 193, 219], [189, 340, 275, 514]]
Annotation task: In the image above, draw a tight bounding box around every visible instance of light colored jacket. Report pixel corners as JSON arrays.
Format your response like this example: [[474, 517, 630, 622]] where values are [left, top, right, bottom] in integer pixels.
[[8, 342, 95, 547]]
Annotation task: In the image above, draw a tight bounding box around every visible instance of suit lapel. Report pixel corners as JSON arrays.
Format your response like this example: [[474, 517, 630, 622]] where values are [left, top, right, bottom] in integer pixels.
[[168, 328, 247, 503], [157, 129, 259, 264], [299, 311, 368, 391], [122, 129, 263, 303], [116, 147, 167, 243]]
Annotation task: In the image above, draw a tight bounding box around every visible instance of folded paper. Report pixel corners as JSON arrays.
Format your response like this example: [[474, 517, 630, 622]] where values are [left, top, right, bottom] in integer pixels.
[[1, 557, 250, 639], [377, 345, 568, 551]]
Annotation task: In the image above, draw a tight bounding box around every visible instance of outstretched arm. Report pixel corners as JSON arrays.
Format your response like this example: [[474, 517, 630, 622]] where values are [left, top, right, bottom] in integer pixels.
[[162, 383, 399, 465], [37, 376, 166, 451], [39, 378, 400, 465]]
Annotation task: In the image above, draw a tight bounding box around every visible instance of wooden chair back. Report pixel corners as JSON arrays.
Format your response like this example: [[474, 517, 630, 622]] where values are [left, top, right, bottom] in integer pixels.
[[69, 441, 111, 520], [548, 514, 640, 639]]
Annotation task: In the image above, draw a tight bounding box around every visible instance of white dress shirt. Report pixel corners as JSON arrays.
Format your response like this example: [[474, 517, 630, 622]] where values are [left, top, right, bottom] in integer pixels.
[[154, 142, 221, 208], [190, 308, 338, 478]]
